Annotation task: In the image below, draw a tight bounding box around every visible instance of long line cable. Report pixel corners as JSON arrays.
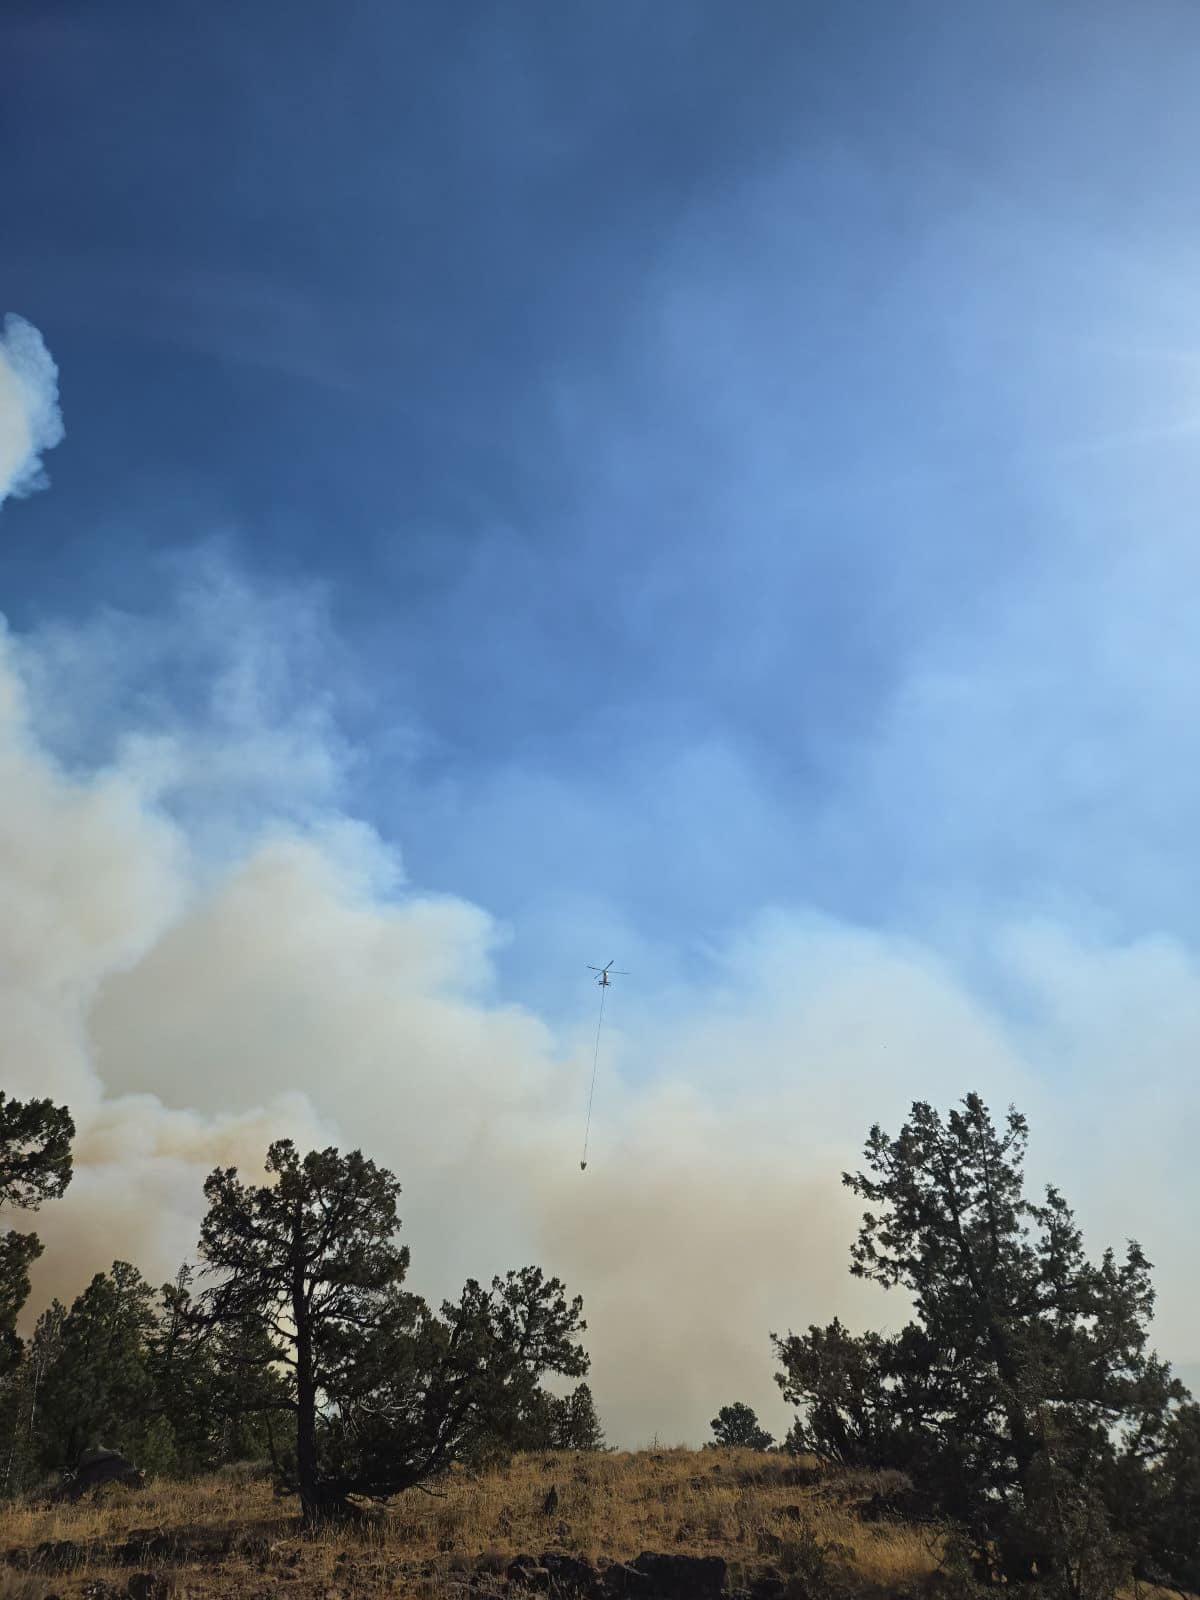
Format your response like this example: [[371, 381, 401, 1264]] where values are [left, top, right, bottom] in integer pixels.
[[580, 981, 607, 1170]]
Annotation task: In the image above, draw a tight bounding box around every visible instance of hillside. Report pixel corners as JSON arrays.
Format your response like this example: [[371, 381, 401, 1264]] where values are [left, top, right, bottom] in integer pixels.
[[0, 1448, 947, 1599]]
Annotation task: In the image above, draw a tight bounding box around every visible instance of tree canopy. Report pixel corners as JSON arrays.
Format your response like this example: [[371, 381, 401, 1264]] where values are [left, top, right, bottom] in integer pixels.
[[198, 1140, 591, 1521], [774, 1093, 1194, 1592], [708, 1402, 774, 1451], [0, 1093, 73, 1378]]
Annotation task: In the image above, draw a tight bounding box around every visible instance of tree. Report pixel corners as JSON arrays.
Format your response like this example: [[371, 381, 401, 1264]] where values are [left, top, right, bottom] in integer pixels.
[[326, 1264, 590, 1486], [198, 1140, 410, 1522], [708, 1402, 774, 1451], [198, 1140, 590, 1521], [144, 1267, 216, 1474], [773, 1094, 1189, 1591], [0, 1300, 64, 1495], [1131, 1400, 1200, 1588], [145, 1265, 290, 1475], [34, 1261, 158, 1473], [0, 1094, 73, 1377], [773, 1319, 912, 1468], [206, 1316, 295, 1469], [550, 1382, 606, 1451]]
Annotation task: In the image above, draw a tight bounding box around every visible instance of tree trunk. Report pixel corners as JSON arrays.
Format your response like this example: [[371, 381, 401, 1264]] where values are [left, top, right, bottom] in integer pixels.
[[292, 1259, 320, 1526]]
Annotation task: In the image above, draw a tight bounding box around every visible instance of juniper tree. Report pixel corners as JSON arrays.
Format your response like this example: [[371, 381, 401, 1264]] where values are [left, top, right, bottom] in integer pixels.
[[774, 1094, 1189, 1590], [550, 1382, 606, 1451], [772, 1319, 911, 1468], [199, 1141, 590, 1520], [198, 1140, 410, 1522], [708, 1401, 774, 1451], [1140, 1400, 1200, 1587], [326, 1264, 590, 1485]]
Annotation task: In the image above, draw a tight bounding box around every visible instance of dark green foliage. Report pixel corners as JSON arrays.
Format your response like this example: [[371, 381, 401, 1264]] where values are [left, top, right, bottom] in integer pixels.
[[549, 1382, 607, 1451], [326, 1263, 590, 1490], [0, 1233, 43, 1381], [197, 1139, 590, 1520], [0, 1300, 64, 1493], [1133, 1401, 1200, 1587], [774, 1321, 908, 1468], [0, 1093, 73, 1378], [149, 1266, 291, 1474], [207, 1316, 295, 1468], [708, 1401, 774, 1451], [482, 1377, 605, 1453], [774, 1094, 1191, 1592], [145, 1267, 217, 1473], [35, 1260, 158, 1472], [198, 1139, 411, 1522], [0, 1093, 74, 1208], [0, 1256, 291, 1489]]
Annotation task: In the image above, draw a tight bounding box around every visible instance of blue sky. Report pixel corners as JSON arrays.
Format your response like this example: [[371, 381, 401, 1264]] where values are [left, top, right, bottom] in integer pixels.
[[11, 0, 1200, 985], [6, 3, 1200, 1436], [9, 0, 1200, 994]]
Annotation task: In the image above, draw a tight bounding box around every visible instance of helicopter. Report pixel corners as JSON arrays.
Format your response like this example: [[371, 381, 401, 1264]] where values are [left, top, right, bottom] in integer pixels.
[[587, 959, 628, 988], [580, 961, 628, 1169]]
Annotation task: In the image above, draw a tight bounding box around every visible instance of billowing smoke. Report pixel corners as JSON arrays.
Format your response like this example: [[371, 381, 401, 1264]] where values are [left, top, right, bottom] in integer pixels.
[[0, 324, 1196, 1439], [4, 592, 1199, 1446], [0, 315, 64, 506]]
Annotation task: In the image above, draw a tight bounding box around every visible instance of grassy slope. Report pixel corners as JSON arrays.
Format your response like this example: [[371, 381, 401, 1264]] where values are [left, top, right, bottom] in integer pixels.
[[0, 1448, 943, 1598]]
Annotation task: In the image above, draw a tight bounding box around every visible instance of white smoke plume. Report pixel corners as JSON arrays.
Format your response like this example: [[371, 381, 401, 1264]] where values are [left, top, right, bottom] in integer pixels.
[[0, 315, 64, 506], [3, 586, 1199, 1447]]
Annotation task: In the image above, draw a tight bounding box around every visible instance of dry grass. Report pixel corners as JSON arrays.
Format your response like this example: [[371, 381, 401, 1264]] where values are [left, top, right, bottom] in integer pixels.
[[0, 1448, 945, 1599]]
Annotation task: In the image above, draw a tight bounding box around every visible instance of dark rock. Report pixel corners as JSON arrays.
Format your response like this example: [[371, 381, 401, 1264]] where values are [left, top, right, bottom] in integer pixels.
[[629, 1552, 727, 1600], [542, 1553, 603, 1596], [116, 1531, 180, 1567], [597, 1561, 648, 1597], [510, 1565, 551, 1591], [748, 1571, 786, 1600], [507, 1556, 543, 1587], [26, 1540, 88, 1572], [127, 1574, 173, 1600]]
